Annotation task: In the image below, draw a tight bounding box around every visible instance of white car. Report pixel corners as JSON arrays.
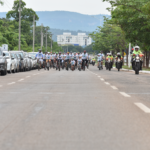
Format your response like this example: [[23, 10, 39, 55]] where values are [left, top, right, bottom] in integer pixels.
[[3, 51, 16, 73], [10, 52, 19, 73]]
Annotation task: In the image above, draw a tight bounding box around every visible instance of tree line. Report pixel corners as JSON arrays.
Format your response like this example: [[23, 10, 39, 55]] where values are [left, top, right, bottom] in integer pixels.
[[0, 0, 61, 52], [90, 0, 150, 67]]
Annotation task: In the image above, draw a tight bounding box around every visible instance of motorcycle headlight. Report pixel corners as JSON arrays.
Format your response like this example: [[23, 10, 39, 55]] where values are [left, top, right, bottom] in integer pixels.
[[136, 57, 139, 60]]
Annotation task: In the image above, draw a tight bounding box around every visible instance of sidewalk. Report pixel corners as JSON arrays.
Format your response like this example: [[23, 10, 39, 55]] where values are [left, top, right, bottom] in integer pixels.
[[113, 67, 150, 74]]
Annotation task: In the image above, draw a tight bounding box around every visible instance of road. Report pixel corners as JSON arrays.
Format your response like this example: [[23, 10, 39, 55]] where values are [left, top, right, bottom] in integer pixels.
[[0, 66, 150, 150]]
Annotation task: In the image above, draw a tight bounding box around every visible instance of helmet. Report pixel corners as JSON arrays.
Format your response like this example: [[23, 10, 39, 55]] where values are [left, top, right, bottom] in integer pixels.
[[98, 53, 101, 56], [38, 49, 42, 52], [84, 50, 86, 53], [117, 53, 121, 55], [70, 51, 72, 53], [56, 52, 58, 54], [59, 52, 61, 54], [67, 52, 69, 54], [109, 53, 111, 56], [135, 46, 140, 49]]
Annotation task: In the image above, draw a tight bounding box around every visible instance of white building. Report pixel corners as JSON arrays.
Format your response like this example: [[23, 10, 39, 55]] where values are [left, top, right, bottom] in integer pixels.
[[57, 33, 92, 47]]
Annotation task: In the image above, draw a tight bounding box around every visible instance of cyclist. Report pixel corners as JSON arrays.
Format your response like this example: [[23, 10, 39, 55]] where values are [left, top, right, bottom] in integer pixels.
[[73, 52, 77, 67], [69, 51, 73, 58], [77, 55, 82, 69], [97, 51, 104, 69], [65, 52, 70, 68], [97, 53, 103, 68], [43, 52, 47, 69], [46, 52, 51, 70], [35, 49, 43, 70], [71, 57, 75, 71], [82, 50, 88, 68], [57, 52, 63, 69]]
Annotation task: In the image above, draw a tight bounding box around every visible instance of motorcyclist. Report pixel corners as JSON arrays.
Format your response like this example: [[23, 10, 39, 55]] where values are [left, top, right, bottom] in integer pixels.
[[115, 53, 123, 68], [107, 53, 114, 68], [132, 46, 143, 70]]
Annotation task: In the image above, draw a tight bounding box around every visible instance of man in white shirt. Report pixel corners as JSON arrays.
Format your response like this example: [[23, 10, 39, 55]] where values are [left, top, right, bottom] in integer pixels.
[[82, 50, 88, 68]]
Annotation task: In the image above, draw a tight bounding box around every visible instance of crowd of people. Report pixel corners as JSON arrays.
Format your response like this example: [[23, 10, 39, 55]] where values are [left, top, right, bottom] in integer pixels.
[[35, 49, 91, 71]]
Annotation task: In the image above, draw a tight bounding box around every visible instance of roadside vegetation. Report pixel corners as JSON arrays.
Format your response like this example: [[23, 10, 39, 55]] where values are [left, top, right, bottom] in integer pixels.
[[90, 0, 150, 68], [0, 0, 61, 52]]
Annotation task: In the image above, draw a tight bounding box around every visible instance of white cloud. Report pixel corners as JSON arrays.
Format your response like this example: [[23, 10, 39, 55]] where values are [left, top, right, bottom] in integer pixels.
[[0, 0, 111, 15]]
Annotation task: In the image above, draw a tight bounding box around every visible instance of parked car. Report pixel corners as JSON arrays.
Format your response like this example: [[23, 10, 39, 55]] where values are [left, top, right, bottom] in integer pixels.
[[29, 54, 37, 69], [14, 51, 27, 71], [10, 52, 19, 73], [0, 49, 7, 75], [15, 53, 24, 71], [24, 52, 32, 71], [3, 51, 16, 73]]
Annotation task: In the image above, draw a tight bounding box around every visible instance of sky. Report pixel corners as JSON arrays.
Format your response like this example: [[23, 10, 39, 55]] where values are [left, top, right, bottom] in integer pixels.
[[0, 0, 111, 15]]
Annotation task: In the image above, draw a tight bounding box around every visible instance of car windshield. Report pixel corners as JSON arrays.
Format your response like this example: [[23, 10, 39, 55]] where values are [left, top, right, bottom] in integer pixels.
[[18, 52, 23, 57], [3, 52, 9, 56]]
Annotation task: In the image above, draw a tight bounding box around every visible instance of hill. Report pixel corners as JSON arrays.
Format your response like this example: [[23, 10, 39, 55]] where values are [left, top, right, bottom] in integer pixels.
[[0, 11, 110, 41]]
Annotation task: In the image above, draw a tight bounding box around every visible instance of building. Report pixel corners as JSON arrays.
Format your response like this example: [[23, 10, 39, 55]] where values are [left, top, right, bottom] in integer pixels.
[[57, 33, 92, 47]]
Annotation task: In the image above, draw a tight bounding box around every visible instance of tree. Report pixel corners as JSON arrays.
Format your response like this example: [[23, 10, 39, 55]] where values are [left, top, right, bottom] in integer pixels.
[[103, 0, 150, 67], [0, 0, 3, 5], [90, 19, 127, 55]]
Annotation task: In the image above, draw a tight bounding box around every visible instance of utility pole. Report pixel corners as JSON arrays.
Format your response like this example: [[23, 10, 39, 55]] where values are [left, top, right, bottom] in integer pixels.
[[41, 24, 43, 50], [128, 43, 131, 68], [33, 15, 35, 52], [50, 34, 53, 53], [19, 0, 21, 51], [46, 29, 47, 52]]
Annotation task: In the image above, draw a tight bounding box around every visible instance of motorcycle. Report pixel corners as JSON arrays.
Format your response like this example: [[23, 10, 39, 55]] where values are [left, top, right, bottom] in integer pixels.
[[116, 57, 122, 71], [106, 58, 113, 71], [133, 54, 143, 75], [92, 61, 95, 66]]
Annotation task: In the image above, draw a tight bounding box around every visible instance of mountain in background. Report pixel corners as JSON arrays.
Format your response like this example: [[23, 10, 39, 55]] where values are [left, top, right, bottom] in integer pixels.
[[0, 11, 110, 41]]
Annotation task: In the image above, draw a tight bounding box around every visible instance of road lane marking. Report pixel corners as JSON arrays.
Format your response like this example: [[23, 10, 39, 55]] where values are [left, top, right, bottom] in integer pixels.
[[105, 82, 110, 85], [18, 79, 24, 82], [135, 103, 150, 113], [100, 78, 104, 81], [127, 93, 150, 95], [0, 85, 3, 87], [111, 86, 118, 90], [26, 76, 30, 78], [33, 74, 37, 76], [8, 82, 15, 85], [120, 92, 131, 97], [98, 76, 101, 78]]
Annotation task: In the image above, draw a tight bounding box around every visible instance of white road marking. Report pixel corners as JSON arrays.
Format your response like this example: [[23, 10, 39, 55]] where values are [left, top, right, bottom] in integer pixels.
[[127, 93, 150, 95], [120, 92, 131, 97], [105, 82, 110, 85], [100, 78, 104, 81], [8, 82, 15, 85], [0, 85, 3, 87], [111, 86, 118, 90], [18, 79, 24, 82], [98, 76, 101, 78], [33, 74, 37, 76], [135, 103, 150, 113], [26, 76, 30, 78]]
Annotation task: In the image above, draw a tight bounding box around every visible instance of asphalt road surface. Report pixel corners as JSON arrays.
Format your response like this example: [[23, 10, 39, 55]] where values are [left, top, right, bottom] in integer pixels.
[[0, 66, 150, 150]]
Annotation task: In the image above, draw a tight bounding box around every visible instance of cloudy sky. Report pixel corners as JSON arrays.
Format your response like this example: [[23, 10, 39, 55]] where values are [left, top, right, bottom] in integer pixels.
[[0, 0, 110, 15]]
